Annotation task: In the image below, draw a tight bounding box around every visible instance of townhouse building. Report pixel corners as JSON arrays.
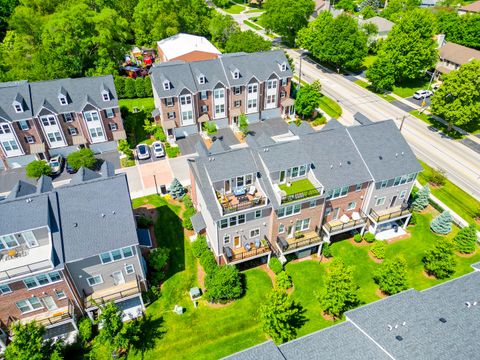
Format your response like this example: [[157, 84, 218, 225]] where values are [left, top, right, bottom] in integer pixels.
[[150, 50, 295, 140], [0, 75, 126, 169], [188, 117, 422, 266], [0, 164, 146, 351]]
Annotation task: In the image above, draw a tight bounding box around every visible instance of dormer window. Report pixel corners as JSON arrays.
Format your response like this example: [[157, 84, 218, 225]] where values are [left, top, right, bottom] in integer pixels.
[[59, 96, 67, 106], [198, 75, 206, 84], [13, 103, 23, 113], [232, 69, 240, 79], [280, 62, 287, 71], [102, 91, 110, 102], [163, 80, 171, 91]]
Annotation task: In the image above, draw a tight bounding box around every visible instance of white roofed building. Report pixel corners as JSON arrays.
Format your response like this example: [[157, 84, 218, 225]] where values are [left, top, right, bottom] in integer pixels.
[[156, 33, 221, 63]]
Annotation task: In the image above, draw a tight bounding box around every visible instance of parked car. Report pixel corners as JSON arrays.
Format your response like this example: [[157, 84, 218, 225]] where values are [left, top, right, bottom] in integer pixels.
[[152, 141, 165, 158], [65, 161, 77, 174], [136, 144, 150, 160], [413, 90, 433, 100], [49, 155, 64, 175]]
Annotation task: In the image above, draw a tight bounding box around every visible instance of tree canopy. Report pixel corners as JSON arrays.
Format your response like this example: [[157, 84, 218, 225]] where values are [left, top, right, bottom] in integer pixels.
[[295, 80, 322, 118], [373, 256, 409, 295], [67, 148, 97, 171], [262, 0, 315, 46], [224, 30, 271, 53], [423, 238, 456, 279], [435, 11, 480, 50], [381, 0, 420, 22], [208, 12, 239, 49], [430, 60, 480, 127], [25, 160, 51, 179]]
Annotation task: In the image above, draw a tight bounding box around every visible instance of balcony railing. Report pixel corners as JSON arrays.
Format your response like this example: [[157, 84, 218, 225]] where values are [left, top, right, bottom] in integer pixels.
[[83, 277, 141, 309], [7, 300, 75, 330], [369, 207, 411, 223], [223, 237, 272, 263], [276, 229, 322, 253], [0, 259, 53, 281], [323, 211, 368, 234], [221, 196, 266, 215], [280, 188, 321, 204]]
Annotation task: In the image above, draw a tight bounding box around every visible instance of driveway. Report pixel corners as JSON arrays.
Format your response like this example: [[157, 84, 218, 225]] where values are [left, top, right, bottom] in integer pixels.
[[213, 128, 240, 147], [406, 96, 432, 107], [169, 155, 192, 186], [177, 134, 202, 155], [138, 158, 173, 194], [249, 117, 289, 137]]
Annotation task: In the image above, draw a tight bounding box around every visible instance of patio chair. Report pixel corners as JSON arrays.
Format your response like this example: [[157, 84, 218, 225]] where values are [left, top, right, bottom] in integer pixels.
[[248, 185, 256, 196], [254, 239, 261, 248], [244, 243, 251, 251], [351, 211, 361, 221]]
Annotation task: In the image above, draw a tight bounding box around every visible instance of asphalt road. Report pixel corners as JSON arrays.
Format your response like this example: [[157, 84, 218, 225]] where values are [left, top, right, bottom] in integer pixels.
[[288, 50, 480, 201]]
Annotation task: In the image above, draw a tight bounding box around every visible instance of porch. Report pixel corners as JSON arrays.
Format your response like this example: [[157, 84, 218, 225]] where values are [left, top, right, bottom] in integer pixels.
[[16, 299, 75, 328], [216, 186, 266, 215], [369, 205, 411, 224], [322, 211, 368, 240], [83, 278, 141, 309], [223, 238, 272, 264], [276, 230, 322, 255], [278, 178, 322, 204]]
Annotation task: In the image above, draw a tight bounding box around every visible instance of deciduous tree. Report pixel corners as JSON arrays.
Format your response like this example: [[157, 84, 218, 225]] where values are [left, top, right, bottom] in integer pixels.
[[208, 13, 239, 48], [67, 148, 97, 171], [205, 265, 243, 302], [423, 238, 456, 279], [224, 30, 271, 53], [133, 0, 179, 46], [295, 80, 322, 118], [373, 256, 408, 295], [25, 160, 51, 179]]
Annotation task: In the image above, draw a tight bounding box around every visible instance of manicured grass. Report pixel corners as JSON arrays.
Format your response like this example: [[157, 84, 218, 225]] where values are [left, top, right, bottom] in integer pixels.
[[409, 110, 464, 139], [392, 78, 430, 98], [354, 79, 396, 102], [223, 3, 245, 14], [251, 14, 267, 28], [318, 94, 342, 118], [245, 8, 264, 13], [362, 54, 377, 69], [120, 158, 135, 168], [244, 19, 262, 30], [417, 160, 480, 225], [279, 178, 319, 196], [119, 97, 154, 112]]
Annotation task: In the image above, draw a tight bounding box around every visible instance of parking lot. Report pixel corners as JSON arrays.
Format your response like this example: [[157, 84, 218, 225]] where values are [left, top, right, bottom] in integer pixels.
[[406, 96, 432, 107], [135, 143, 167, 165]]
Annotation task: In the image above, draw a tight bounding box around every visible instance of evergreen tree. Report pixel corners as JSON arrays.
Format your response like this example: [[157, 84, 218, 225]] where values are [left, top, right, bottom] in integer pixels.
[[135, 77, 145, 98], [373, 256, 408, 295], [114, 76, 126, 99], [412, 185, 430, 212], [430, 211, 453, 235], [423, 238, 456, 279], [260, 290, 305, 343], [124, 77, 136, 98], [319, 259, 359, 318], [454, 224, 478, 254], [169, 178, 186, 199], [143, 76, 153, 97]]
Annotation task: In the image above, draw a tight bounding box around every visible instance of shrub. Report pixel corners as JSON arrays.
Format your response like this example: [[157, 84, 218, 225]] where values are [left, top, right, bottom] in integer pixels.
[[322, 243, 332, 257], [169, 178, 186, 199], [67, 148, 97, 171], [269, 257, 283, 274], [182, 207, 196, 230], [203, 121, 217, 135], [165, 143, 180, 158], [192, 235, 209, 258], [78, 317, 93, 344], [409, 213, 417, 226], [473, 207, 480, 220], [371, 241, 386, 260], [430, 211, 453, 235], [311, 115, 327, 127], [114, 76, 125, 98], [124, 77, 136, 98], [26, 160, 51, 179], [454, 224, 478, 254], [136, 215, 153, 228], [154, 127, 166, 141], [183, 195, 193, 209], [353, 233, 363, 243], [135, 77, 146, 98], [144, 76, 153, 97], [143, 284, 161, 303], [200, 250, 218, 274], [205, 265, 243, 302], [427, 168, 446, 187], [148, 247, 170, 283], [373, 256, 408, 295], [276, 271, 293, 291], [423, 238, 456, 279], [364, 233, 376, 243], [118, 139, 134, 160]]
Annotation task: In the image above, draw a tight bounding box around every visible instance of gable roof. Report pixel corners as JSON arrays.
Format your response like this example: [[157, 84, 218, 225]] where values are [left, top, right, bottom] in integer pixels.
[[358, 16, 394, 33], [157, 33, 221, 61], [438, 42, 480, 66], [0, 81, 32, 122]]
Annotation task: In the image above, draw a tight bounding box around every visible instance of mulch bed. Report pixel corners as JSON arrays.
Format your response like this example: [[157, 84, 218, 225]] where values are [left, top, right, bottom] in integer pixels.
[[321, 311, 335, 321], [385, 233, 411, 244], [349, 238, 370, 246], [320, 256, 332, 264], [375, 288, 388, 299], [423, 270, 436, 279], [197, 263, 206, 289], [456, 250, 477, 258]]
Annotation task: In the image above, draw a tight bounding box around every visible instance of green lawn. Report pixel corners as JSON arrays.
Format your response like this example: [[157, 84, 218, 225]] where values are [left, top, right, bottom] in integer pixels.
[[245, 8, 264, 13], [279, 178, 319, 196], [251, 14, 267, 28], [392, 78, 430, 98], [362, 55, 377, 69], [354, 79, 396, 102], [318, 94, 342, 118], [119, 97, 154, 112], [244, 19, 262, 30], [223, 3, 245, 14], [417, 160, 480, 225], [409, 110, 464, 140]]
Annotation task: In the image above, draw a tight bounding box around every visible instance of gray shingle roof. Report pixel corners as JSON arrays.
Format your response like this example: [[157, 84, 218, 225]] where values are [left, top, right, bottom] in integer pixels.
[[0, 81, 32, 121], [150, 50, 293, 98], [346, 120, 422, 181], [190, 212, 206, 233], [222, 340, 285, 360]]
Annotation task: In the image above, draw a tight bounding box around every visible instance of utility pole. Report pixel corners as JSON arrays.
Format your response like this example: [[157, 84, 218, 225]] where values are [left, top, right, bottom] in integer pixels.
[[298, 54, 303, 88], [399, 115, 406, 132]]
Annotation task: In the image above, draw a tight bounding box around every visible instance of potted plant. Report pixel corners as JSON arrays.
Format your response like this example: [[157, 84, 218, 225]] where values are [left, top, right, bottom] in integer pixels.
[[295, 231, 304, 239]]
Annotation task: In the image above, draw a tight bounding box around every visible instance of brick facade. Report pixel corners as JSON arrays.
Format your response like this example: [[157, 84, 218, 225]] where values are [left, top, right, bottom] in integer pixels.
[[323, 183, 369, 223]]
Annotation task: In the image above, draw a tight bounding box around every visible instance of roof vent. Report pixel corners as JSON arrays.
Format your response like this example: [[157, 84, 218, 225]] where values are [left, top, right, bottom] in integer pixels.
[[379, 156, 383, 160], [101, 213, 105, 218], [439, 318, 447, 323], [474, 301, 477, 306], [396, 336, 403, 341], [112, 211, 116, 215], [387, 325, 393, 331], [402, 321, 406, 326], [339, 162, 342, 167], [25, 198, 32, 203], [347, 160, 351, 165], [395, 153, 398, 157], [73, 223, 78, 227], [401, 151, 405, 155], [330, 164, 333, 169], [466, 302, 471, 307]]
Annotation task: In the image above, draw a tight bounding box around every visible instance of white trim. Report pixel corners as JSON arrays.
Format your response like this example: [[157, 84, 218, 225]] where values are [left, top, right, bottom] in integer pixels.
[[86, 275, 104, 286], [347, 319, 396, 359]]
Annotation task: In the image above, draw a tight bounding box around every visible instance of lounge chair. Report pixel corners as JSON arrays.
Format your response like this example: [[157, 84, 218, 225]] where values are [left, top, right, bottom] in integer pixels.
[[248, 185, 256, 196], [244, 243, 251, 251], [254, 239, 261, 248]]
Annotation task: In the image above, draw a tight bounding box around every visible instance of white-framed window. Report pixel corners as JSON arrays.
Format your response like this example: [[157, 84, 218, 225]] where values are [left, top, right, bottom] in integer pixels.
[[267, 79, 277, 89], [247, 99, 257, 109], [200, 105, 208, 113], [55, 289, 66, 299], [106, 108, 114, 118], [198, 75, 206, 84], [2, 140, 19, 152], [280, 62, 287, 71], [309, 200, 316, 208], [406, 173, 416, 182], [375, 197, 386, 206], [99, 246, 134, 264], [220, 219, 228, 229], [295, 218, 310, 232], [47, 132, 62, 143], [250, 229, 260, 238], [355, 183, 362, 191], [0, 124, 11, 134], [18, 120, 29, 130], [223, 234, 230, 244], [200, 91, 208, 100], [163, 81, 170, 91], [25, 136, 35, 144], [59, 96, 68, 105], [290, 165, 307, 178], [41, 116, 56, 126], [87, 275, 103, 286], [42, 296, 57, 311], [102, 92, 110, 101], [248, 84, 258, 93], [266, 94, 276, 105], [13, 103, 23, 113], [281, 77, 287, 86], [22, 231, 38, 247], [347, 201, 356, 210], [167, 111, 175, 119], [165, 97, 174, 107], [16, 297, 43, 314], [399, 190, 407, 199], [233, 86, 241, 95], [23, 272, 62, 290], [84, 111, 100, 122], [215, 104, 225, 115], [181, 110, 193, 123], [233, 70, 240, 79], [278, 224, 285, 234], [68, 127, 78, 136], [214, 88, 225, 99], [0, 284, 12, 295], [89, 127, 103, 139], [64, 113, 73, 122], [380, 180, 388, 188], [234, 100, 241, 108], [220, 214, 246, 229], [0, 234, 19, 250], [180, 95, 192, 105], [393, 175, 409, 186], [277, 203, 301, 218], [109, 123, 118, 131], [326, 186, 349, 200], [325, 207, 332, 216], [255, 209, 262, 218], [125, 264, 135, 275]]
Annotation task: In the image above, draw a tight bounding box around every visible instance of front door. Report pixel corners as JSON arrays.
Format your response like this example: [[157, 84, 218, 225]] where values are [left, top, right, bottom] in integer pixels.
[[42, 296, 57, 311], [279, 170, 286, 184], [112, 271, 125, 286], [390, 196, 397, 208], [233, 236, 241, 248], [287, 226, 294, 239], [224, 179, 231, 193], [332, 208, 340, 220]]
